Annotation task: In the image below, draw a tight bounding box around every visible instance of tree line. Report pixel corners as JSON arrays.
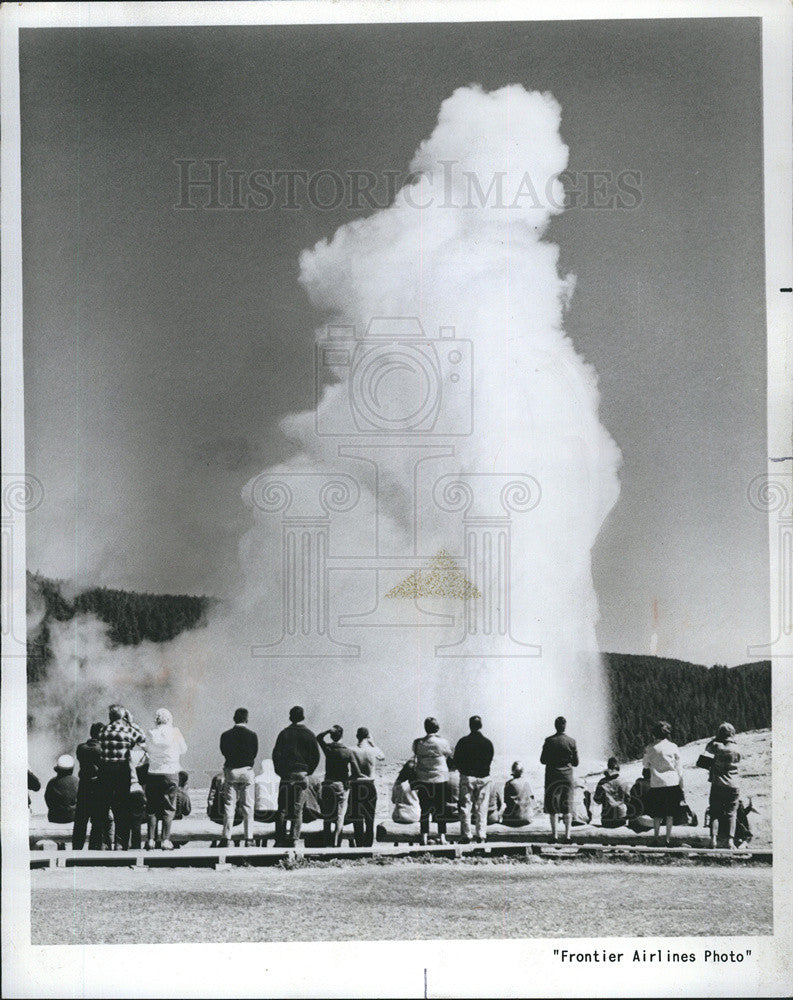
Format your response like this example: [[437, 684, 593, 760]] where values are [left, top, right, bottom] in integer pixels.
[[604, 652, 771, 759], [27, 573, 771, 755], [26, 572, 212, 681]]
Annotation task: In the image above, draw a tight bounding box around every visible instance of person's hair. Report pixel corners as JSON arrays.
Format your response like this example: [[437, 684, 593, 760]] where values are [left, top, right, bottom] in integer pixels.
[[554, 715, 566, 732], [469, 715, 482, 731], [717, 721, 736, 741], [233, 707, 249, 724], [108, 704, 124, 722], [356, 727, 369, 741], [652, 720, 671, 741], [330, 725, 343, 741], [642, 767, 651, 780], [424, 716, 439, 734], [607, 756, 619, 771], [511, 761, 523, 777], [289, 705, 305, 723], [89, 722, 104, 739], [178, 770, 189, 787], [155, 707, 173, 726]]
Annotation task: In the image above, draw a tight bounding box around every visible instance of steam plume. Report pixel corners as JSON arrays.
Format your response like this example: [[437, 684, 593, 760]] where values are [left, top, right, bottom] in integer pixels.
[[29, 84, 620, 772]]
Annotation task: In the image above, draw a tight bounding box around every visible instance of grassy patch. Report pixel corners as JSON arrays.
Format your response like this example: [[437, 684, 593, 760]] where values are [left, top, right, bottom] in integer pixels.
[[31, 860, 772, 944]]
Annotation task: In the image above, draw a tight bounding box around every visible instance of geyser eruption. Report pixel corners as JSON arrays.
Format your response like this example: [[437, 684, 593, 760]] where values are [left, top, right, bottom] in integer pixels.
[[238, 84, 621, 761], [28, 84, 621, 773]]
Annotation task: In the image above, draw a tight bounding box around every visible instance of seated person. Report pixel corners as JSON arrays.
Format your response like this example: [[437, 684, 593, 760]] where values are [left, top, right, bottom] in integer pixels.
[[570, 779, 592, 827], [44, 755, 79, 824], [391, 760, 421, 824], [628, 767, 655, 832], [175, 770, 192, 820], [487, 782, 503, 825], [502, 761, 535, 826], [593, 757, 630, 828]]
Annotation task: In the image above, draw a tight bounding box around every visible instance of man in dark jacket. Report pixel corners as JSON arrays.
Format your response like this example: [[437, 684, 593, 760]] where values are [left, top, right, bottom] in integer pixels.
[[317, 726, 361, 847], [219, 708, 258, 846], [453, 715, 495, 843], [74, 722, 109, 849], [45, 755, 79, 824], [272, 706, 320, 846]]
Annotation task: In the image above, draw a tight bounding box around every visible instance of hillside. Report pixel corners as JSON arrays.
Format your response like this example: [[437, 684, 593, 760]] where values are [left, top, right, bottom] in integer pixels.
[[26, 571, 213, 681], [26, 574, 771, 758], [604, 652, 771, 759]]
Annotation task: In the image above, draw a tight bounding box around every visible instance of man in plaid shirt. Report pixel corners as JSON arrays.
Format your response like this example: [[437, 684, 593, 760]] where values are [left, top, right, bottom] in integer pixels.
[[95, 705, 147, 849], [99, 707, 146, 762]]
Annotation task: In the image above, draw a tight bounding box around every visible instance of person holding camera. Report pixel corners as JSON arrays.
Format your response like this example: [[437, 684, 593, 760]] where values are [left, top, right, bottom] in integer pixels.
[[705, 722, 741, 849]]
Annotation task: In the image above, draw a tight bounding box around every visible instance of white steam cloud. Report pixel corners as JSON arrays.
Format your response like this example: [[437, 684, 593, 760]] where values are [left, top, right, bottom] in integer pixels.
[[29, 84, 620, 774], [235, 84, 621, 761]]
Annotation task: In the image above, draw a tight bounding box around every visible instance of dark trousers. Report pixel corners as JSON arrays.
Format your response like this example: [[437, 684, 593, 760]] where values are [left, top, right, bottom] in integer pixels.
[[73, 780, 112, 850], [96, 763, 131, 849], [415, 782, 448, 835], [349, 779, 377, 847], [275, 773, 309, 842]]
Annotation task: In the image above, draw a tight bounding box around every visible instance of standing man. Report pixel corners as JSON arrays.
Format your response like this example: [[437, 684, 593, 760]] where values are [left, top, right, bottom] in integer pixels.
[[350, 727, 385, 847], [73, 722, 107, 850], [453, 715, 495, 844], [219, 708, 258, 847], [540, 715, 579, 843], [316, 726, 362, 847], [97, 704, 146, 850], [272, 706, 321, 846]]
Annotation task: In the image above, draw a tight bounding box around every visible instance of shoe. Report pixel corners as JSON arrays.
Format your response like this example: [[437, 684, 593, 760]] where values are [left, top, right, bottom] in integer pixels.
[[438, 834, 448, 845], [145, 840, 156, 851], [459, 837, 471, 845], [218, 838, 230, 848], [419, 834, 429, 847], [243, 840, 255, 848], [161, 840, 175, 851]]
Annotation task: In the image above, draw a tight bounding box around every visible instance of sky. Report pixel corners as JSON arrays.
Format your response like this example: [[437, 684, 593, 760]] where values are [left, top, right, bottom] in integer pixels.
[[20, 18, 768, 666]]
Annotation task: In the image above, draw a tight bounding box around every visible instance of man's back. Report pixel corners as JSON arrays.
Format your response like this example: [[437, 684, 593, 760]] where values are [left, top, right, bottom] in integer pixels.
[[220, 725, 258, 769], [320, 741, 360, 785], [272, 723, 320, 777], [351, 743, 384, 778], [453, 731, 494, 778], [76, 739, 102, 781], [100, 719, 145, 763]]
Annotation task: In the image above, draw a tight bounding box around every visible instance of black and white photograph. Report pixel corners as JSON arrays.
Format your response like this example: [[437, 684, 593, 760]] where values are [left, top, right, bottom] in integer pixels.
[[2, 1, 791, 996]]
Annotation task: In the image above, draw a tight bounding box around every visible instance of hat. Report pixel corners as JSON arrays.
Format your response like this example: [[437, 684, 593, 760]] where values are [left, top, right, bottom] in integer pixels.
[[55, 754, 74, 772]]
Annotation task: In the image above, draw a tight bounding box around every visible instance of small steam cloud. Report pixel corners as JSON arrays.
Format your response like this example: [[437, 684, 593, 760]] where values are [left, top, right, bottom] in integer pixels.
[[30, 84, 620, 773]]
